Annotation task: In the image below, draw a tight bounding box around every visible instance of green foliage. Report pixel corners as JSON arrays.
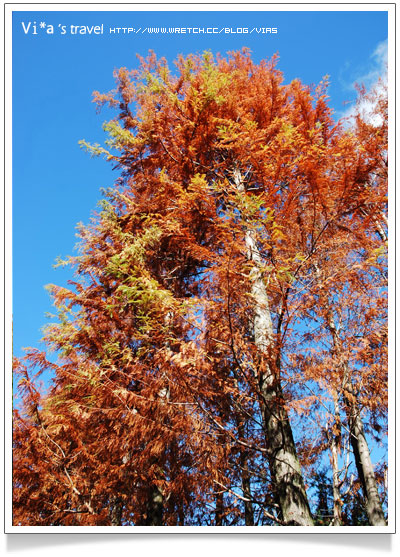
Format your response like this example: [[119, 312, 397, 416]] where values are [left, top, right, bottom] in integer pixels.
[[78, 139, 114, 160]]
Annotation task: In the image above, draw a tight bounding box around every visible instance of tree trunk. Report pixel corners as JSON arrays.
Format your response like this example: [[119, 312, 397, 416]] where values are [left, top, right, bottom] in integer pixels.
[[237, 421, 254, 525], [330, 395, 342, 526], [143, 386, 169, 526], [215, 490, 224, 525], [144, 485, 164, 525], [328, 316, 386, 526], [345, 386, 387, 526], [109, 496, 122, 526], [241, 468, 254, 526], [142, 314, 173, 526], [233, 169, 314, 526]]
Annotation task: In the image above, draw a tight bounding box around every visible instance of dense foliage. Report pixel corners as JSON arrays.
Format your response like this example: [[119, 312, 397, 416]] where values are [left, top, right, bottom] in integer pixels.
[[13, 49, 388, 526]]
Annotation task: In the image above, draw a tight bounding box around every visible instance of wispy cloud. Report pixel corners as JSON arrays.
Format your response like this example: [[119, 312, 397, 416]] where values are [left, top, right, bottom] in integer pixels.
[[339, 39, 387, 126], [354, 39, 388, 90]]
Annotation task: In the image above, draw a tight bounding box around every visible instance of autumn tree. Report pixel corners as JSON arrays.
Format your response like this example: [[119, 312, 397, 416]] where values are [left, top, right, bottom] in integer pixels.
[[13, 49, 388, 527], [283, 81, 387, 527]]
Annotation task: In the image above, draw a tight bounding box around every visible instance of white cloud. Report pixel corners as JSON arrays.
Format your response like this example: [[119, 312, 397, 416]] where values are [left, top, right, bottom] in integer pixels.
[[339, 39, 388, 127], [357, 39, 388, 90]]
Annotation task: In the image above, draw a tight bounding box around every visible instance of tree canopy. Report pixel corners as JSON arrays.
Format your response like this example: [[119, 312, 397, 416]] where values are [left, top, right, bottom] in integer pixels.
[[13, 49, 388, 527]]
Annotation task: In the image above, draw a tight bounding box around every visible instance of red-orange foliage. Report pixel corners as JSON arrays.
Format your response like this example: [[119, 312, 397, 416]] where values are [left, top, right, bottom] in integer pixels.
[[13, 50, 388, 526]]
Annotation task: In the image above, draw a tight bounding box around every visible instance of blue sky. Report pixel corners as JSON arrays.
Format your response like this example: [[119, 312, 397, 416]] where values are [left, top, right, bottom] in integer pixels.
[[12, 8, 389, 362]]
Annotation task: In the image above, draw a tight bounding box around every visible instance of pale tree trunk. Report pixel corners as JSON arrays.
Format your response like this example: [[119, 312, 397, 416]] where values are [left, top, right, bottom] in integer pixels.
[[232, 169, 314, 526], [330, 395, 342, 526], [345, 384, 387, 526], [331, 442, 342, 526], [328, 317, 386, 526], [359, 207, 388, 243]]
